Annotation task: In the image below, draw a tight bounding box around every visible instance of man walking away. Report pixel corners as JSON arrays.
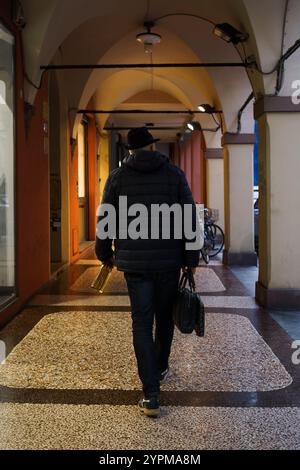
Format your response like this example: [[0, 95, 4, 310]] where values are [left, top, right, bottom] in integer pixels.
[[95, 127, 200, 418]]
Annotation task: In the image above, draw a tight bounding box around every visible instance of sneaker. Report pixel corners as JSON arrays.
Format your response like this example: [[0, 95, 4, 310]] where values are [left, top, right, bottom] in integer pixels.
[[138, 396, 160, 418], [159, 367, 170, 383]]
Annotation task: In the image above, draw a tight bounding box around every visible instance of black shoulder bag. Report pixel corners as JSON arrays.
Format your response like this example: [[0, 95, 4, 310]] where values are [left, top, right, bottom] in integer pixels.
[[172, 269, 205, 337]]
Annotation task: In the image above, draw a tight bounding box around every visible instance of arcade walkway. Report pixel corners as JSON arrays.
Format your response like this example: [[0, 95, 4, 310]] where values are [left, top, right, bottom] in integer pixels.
[[0, 248, 299, 450]]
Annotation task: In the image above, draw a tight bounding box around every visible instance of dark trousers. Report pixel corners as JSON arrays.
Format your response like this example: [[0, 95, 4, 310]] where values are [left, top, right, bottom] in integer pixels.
[[124, 269, 181, 398]]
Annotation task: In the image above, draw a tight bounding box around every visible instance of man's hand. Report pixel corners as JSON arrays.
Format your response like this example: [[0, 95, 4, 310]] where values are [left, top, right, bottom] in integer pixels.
[[103, 256, 115, 269], [182, 266, 196, 275]]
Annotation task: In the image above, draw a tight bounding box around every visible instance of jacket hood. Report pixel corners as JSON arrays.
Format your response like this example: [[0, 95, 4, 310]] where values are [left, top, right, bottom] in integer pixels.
[[123, 150, 169, 173]]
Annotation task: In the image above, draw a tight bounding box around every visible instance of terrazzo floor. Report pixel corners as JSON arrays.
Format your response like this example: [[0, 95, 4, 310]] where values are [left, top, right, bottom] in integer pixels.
[[0, 246, 299, 450], [0, 404, 299, 450], [69, 267, 226, 294], [28, 294, 258, 309], [0, 311, 291, 391]]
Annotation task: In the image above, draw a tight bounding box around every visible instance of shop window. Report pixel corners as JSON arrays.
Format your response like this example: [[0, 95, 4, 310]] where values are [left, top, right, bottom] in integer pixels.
[[0, 22, 15, 305]]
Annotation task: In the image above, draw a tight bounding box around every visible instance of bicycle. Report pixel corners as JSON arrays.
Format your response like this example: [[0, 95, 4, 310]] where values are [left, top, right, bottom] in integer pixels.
[[203, 208, 225, 259]]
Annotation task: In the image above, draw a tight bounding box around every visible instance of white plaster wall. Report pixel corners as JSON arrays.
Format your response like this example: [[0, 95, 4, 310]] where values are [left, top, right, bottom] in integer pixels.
[[206, 158, 225, 231]]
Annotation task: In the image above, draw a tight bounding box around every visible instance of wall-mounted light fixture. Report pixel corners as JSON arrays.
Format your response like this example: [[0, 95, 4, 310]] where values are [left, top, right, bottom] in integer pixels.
[[198, 104, 217, 114], [151, 14, 249, 46], [186, 121, 201, 132], [213, 23, 249, 44]]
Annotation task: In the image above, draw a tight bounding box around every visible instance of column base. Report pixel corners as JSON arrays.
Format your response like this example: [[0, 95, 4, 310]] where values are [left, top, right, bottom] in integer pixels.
[[256, 281, 300, 310], [222, 249, 257, 266]]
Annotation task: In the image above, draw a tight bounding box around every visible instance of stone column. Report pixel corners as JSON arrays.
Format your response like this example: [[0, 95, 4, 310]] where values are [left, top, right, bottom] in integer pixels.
[[191, 131, 205, 204], [205, 148, 225, 231], [185, 136, 192, 188], [108, 130, 119, 172], [255, 96, 300, 308], [179, 141, 185, 173], [222, 133, 257, 266]]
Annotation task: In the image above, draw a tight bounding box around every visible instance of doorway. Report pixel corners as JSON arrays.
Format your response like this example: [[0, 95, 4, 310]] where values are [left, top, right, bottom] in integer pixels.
[[78, 119, 90, 252], [49, 73, 63, 273]]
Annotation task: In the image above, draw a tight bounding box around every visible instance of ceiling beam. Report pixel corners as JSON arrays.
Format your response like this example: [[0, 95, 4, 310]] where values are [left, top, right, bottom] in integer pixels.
[[78, 109, 222, 114], [104, 126, 182, 130], [41, 62, 247, 70]]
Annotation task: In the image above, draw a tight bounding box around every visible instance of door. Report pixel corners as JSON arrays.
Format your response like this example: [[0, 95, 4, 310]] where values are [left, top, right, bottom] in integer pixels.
[[49, 73, 62, 271], [78, 119, 89, 248]]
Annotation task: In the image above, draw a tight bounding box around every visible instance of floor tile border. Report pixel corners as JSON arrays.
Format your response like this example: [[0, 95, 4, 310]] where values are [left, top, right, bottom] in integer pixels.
[[1, 307, 299, 407]]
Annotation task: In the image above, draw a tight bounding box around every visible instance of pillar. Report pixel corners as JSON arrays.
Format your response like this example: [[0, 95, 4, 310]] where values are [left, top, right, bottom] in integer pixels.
[[108, 130, 119, 171], [222, 133, 257, 266], [254, 96, 300, 308], [205, 148, 224, 231], [173, 142, 180, 167], [191, 131, 204, 204], [185, 136, 192, 188], [179, 141, 185, 173]]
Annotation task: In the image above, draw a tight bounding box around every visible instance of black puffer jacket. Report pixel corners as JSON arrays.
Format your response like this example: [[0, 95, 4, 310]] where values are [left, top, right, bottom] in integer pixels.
[[95, 150, 200, 272]]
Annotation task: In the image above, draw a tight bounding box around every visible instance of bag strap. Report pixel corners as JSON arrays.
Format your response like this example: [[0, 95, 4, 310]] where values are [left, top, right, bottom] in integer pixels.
[[179, 272, 187, 289], [179, 269, 196, 292]]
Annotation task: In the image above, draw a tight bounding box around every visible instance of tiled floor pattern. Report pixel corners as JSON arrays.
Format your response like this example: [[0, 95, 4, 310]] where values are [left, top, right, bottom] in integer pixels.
[[70, 267, 226, 294], [76, 258, 224, 267], [230, 266, 258, 297], [28, 294, 258, 309], [193, 268, 226, 292], [70, 267, 128, 294], [0, 311, 291, 391], [270, 311, 300, 341], [0, 247, 299, 449], [0, 404, 299, 450], [29, 294, 131, 307]]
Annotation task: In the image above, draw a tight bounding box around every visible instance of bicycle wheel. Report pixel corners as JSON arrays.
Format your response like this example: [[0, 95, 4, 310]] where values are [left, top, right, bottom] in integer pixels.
[[208, 224, 224, 258]]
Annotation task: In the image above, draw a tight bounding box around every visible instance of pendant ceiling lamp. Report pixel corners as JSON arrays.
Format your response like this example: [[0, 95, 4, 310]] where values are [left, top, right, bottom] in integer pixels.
[[136, 21, 161, 54]]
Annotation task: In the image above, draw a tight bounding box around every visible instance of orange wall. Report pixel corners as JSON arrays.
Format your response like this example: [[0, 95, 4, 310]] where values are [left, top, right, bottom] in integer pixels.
[[69, 134, 79, 262], [185, 137, 192, 186], [1, 2, 99, 326], [69, 115, 98, 263], [17, 77, 50, 296], [87, 116, 97, 240], [0, 2, 50, 326], [176, 131, 206, 205]]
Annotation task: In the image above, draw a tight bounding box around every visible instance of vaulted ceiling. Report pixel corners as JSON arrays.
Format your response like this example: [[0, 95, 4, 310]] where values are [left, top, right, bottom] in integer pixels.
[[21, 0, 300, 143]]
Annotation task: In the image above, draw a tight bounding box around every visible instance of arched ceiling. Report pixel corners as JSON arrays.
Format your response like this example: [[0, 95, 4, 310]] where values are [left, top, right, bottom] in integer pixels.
[[21, 0, 300, 144], [69, 25, 222, 140], [91, 72, 196, 142], [22, 0, 247, 89], [118, 90, 188, 143], [64, 23, 253, 140], [241, 0, 300, 95]]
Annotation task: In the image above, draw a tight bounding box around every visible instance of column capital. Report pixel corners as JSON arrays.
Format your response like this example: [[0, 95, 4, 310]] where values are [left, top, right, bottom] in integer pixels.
[[204, 148, 223, 159], [221, 133, 256, 146], [254, 95, 300, 120]]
